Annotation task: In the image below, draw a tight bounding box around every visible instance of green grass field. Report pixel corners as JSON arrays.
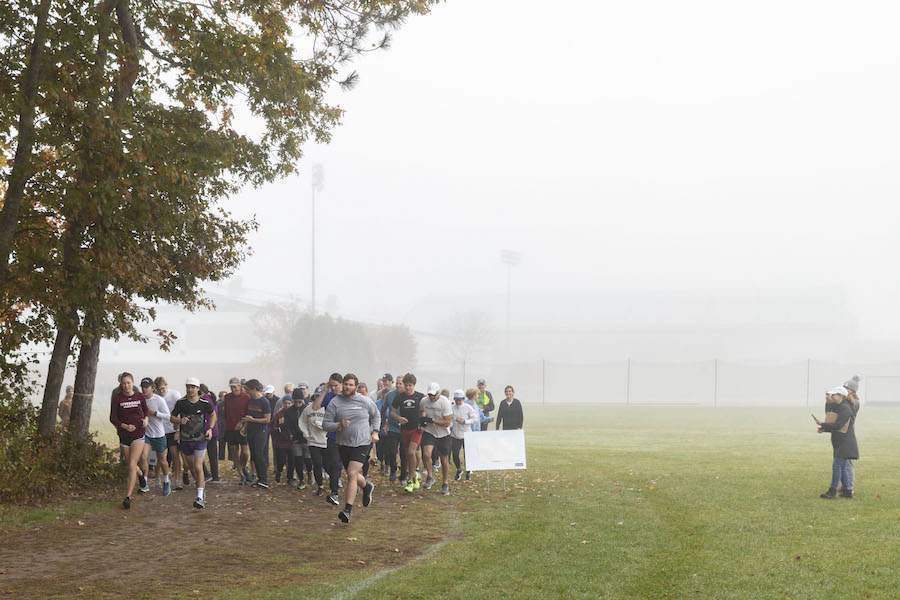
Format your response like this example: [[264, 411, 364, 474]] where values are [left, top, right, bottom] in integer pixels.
[[4, 406, 899, 599]]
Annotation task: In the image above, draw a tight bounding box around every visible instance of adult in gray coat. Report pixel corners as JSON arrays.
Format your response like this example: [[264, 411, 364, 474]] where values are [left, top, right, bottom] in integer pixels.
[[322, 373, 380, 523], [815, 386, 859, 499]]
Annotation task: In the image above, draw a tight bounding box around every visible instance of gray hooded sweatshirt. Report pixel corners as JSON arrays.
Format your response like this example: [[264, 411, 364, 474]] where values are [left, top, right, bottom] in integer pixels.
[[321, 392, 381, 447]]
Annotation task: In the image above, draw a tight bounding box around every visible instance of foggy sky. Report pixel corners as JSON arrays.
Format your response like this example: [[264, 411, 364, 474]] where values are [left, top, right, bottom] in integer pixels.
[[218, 1, 900, 342]]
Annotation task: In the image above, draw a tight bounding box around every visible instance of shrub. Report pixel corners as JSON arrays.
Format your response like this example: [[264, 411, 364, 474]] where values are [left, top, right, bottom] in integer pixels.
[[0, 399, 124, 503]]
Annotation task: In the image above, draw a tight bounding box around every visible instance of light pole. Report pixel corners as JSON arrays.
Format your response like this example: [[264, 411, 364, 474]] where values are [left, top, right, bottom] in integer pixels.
[[500, 249, 521, 357], [310, 163, 324, 316]]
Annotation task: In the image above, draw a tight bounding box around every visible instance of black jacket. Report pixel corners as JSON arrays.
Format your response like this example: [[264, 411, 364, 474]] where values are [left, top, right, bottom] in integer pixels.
[[821, 400, 858, 460], [495, 398, 523, 430], [284, 403, 307, 445]]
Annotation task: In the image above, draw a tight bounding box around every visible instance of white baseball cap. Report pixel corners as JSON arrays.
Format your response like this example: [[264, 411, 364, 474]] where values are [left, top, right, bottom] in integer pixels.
[[264, 384, 275, 394], [453, 389, 465, 399], [426, 382, 441, 396], [185, 377, 200, 387]]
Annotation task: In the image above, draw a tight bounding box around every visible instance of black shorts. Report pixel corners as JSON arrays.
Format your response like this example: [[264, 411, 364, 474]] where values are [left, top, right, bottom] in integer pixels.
[[420, 431, 451, 456], [338, 444, 371, 468], [224, 430, 248, 445], [165, 432, 178, 448]]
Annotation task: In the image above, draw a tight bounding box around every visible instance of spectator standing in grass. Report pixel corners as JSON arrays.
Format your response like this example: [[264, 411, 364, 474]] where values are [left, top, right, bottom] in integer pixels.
[[58, 385, 73, 428], [155, 376, 184, 490], [475, 379, 494, 417], [242, 379, 271, 489], [451, 389, 479, 482], [495, 385, 524, 430], [170, 378, 216, 508], [139, 377, 171, 495], [110, 373, 148, 509], [420, 382, 454, 495], [839, 375, 862, 497], [815, 386, 858, 499], [321, 373, 380, 523]]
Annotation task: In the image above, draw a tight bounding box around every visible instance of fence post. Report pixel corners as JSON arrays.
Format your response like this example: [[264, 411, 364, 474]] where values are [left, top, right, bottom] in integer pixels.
[[714, 358, 718, 408], [626, 358, 631, 405], [541, 359, 546, 405]]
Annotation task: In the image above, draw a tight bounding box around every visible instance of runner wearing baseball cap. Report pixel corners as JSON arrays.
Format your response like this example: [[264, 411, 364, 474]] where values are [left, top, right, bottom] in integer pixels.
[[223, 376, 252, 484], [420, 382, 454, 495], [170, 377, 216, 508]]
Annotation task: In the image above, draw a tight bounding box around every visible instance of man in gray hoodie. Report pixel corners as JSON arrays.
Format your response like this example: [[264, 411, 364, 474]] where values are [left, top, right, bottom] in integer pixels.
[[322, 373, 381, 523]]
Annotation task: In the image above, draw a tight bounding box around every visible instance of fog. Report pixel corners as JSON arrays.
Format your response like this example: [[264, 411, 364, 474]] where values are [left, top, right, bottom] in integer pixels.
[[74, 1, 900, 407]]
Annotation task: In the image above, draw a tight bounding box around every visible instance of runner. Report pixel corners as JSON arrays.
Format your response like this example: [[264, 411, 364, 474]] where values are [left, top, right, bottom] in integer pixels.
[[321, 373, 381, 523], [223, 376, 252, 484], [451, 389, 479, 482], [381, 375, 402, 482], [242, 379, 271, 489], [110, 373, 148, 509], [317, 373, 344, 505], [271, 396, 295, 484], [139, 377, 171, 495], [170, 377, 216, 508], [299, 387, 328, 496], [375, 374, 394, 475], [420, 382, 454, 495], [284, 389, 310, 487], [155, 376, 184, 490], [199, 383, 220, 483], [391, 373, 425, 493]]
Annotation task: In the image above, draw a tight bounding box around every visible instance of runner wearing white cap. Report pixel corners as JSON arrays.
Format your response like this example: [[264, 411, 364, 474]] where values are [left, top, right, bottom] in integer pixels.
[[170, 377, 216, 508], [451, 389, 478, 481], [420, 382, 453, 495]]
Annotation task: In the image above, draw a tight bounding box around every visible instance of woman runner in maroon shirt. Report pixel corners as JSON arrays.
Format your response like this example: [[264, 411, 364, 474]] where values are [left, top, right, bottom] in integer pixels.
[[109, 372, 148, 509]]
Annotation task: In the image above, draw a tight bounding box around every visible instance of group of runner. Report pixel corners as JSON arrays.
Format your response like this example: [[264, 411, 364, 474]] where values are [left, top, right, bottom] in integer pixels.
[[109, 371, 524, 522]]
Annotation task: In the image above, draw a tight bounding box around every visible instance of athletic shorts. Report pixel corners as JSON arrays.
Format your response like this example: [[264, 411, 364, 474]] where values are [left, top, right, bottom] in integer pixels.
[[401, 428, 423, 448], [421, 431, 451, 456], [338, 444, 371, 467], [119, 435, 145, 447], [165, 432, 178, 448], [146, 435, 167, 454], [179, 440, 208, 456], [224, 430, 248, 445]]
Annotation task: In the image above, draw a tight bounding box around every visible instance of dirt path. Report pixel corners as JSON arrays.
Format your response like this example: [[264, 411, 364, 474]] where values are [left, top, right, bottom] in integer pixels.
[[0, 468, 456, 599]]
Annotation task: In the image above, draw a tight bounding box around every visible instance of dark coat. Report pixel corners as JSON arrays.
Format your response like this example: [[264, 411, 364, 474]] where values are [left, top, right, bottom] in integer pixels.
[[822, 399, 859, 460]]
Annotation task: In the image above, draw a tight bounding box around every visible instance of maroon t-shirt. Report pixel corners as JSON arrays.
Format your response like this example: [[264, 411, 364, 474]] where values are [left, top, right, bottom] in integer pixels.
[[110, 392, 148, 439], [224, 392, 250, 431]]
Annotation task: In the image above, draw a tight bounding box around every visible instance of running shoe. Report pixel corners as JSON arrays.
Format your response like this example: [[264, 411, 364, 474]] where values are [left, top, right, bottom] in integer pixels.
[[238, 474, 246, 486], [183, 472, 190, 486], [174, 482, 184, 491], [275, 473, 281, 484], [210, 478, 221, 484], [139, 481, 150, 493], [122, 496, 131, 509], [454, 469, 462, 481], [205, 475, 213, 483], [298, 482, 308, 490], [404, 481, 414, 493], [315, 486, 325, 496], [327, 492, 340, 506], [423, 475, 435, 490], [441, 483, 449, 495], [256, 481, 269, 489], [248, 473, 258, 484], [362, 481, 374, 507], [338, 509, 351, 523], [464, 472, 471, 482], [162, 481, 171, 496], [193, 497, 204, 509], [399, 479, 407, 487], [138, 474, 148, 490], [413, 473, 421, 490]]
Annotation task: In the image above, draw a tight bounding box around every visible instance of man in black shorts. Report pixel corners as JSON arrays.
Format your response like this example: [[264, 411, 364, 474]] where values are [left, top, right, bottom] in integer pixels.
[[321, 373, 380, 523], [223, 376, 252, 484], [420, 382, 454, 495]]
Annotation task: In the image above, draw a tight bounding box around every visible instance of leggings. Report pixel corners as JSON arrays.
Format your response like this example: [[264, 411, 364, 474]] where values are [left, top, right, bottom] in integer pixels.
[[325, 438, 341, 495], [384, 431, 400, 473], [274, 447, 294, 478], [207, 439, 219, 480], [451, 437, 465, 471], [309, 446, 326, 488]]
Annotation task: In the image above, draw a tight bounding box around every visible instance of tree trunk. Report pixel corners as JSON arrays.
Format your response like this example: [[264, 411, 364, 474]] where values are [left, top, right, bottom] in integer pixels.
[[36, 324, 75, 436], [0, 0, 53, 286], [69, 326, 102, 441]]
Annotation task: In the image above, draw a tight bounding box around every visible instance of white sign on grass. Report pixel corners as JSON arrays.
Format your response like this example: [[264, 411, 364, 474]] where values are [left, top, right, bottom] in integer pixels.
[[463, 430, 527, 471]]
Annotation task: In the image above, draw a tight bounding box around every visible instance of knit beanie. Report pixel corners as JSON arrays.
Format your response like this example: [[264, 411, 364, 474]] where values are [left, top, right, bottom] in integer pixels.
[[843, 375, 861, 393]]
